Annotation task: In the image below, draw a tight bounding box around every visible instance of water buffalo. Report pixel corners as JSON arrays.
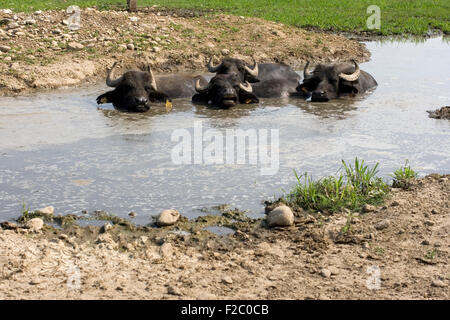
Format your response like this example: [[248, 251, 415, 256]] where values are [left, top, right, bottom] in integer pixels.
[[251, 63, 301, 98], [192, 72, 259, 108], [97, 63, 207, 112], [193, 57, 302, 107], [297, 60, 377, 102]]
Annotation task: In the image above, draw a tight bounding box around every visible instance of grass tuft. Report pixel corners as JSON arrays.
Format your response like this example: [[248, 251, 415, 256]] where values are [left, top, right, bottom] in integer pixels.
[[285, 158, 389, 214], [391, 160, 418, 190]]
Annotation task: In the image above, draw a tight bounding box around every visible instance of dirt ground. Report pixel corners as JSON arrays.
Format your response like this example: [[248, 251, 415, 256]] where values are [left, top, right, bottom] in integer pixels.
[[0, 174, 448, 300], [0, 7, 370, 96]]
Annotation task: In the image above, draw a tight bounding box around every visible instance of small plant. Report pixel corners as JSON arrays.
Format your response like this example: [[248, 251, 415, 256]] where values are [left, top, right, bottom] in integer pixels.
[[286, 158, 389, 214], [341, 212, 354, 234], [391, 160, 418, 190], [424, 248, 437, 260]]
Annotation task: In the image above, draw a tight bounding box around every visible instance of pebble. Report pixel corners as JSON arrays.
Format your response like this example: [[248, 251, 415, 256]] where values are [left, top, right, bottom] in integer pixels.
[[160, 242, 174, 258], [221, 48, 230, 55], [266, 205, 294, 227], [0, 45, 11, 53], [129, 16, 138, 22], [6, 22, 20, 30], [431, 280, 446, 288], [128, 212, 137, 218], [362, 204, 376, 213], [431, 209, 439, 215], [222, 276, 233, 284], [126, 43, 135, 50], [421, 240, 430, 245], [37, 206, 54, 217], [67, 42, 84, 50], [25, 218, 44, 232], [424, 220, 434, 226], [25, 19, 36, 25], [375, 220, 390, 230], [156, 209, 180, 226], [100, 223, 113, 233], [152, 46, 161, 52], [328, 266, 340, 275], [391, 199, 405, 207], [167, 286, 182, 296], [2, 9, 13, 14], [319, 268, 331, 278]]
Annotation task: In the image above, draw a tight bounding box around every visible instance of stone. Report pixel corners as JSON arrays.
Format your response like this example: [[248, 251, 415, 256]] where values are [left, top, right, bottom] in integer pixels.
[[221, 48, 230, 55], [319, 268, 331, 278], [328, 266, 340, 275], [391, 199, 405, 206], [431, 279, 446, 288], [375, 220, 390, 230], [6, 22, 20, 30], [167, 286, 182, 296], [424, 220, 434, 226], [36, 206, 54, 217], [128, 212, 137, 218], [25, 19, 36, 25], [126, 43, 135, 50], [362, 204, 376, 213], [156, 209, 180, 226], [0, 45, 11, 53], [129, 16, 139, 23], [100, 223, 113, 233], [222, 276, 233, 284], [152, 46, 161, 53], [2, 9, 13, 14], [67, 42, 84, 50], [160, 242, 173, 258], [25, 218, 44, 232], [266, 205, 294, 227]]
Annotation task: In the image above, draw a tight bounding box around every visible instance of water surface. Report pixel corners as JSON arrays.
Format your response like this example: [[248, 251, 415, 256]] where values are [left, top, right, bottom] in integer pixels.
[[0, 37, 449, 224]]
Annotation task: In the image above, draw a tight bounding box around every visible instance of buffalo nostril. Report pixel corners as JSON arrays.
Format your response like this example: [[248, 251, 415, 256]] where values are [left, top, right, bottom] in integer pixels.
[[135, 97, 148, 104]]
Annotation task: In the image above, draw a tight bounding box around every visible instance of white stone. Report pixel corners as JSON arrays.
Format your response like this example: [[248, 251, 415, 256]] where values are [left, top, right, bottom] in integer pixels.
[[156, 209, 180, 226], [67, 42, 84, 50], [25, 218, 44, 232], [129, 16, 138, 22], [37, 206, 54, 216], [266, 205, 294, 227], [126, 43, 135, 50], [0, 45, 11, 53], [160, 242, 173, 258]]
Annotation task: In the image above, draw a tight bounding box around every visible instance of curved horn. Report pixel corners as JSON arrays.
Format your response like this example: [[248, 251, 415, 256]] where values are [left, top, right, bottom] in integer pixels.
[[339, 60, 360, 82], [106, 62, 124, 87], [244, 57, 258, 77], [195, 79, 212, 93], [239, 81, 253, 93], [207, 57, 222, 73], [303, 61, 313, 78], [148, 66, 158, 91]]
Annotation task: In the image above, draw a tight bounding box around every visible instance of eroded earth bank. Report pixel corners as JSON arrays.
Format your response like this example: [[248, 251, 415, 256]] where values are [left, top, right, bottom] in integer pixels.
[[0, 7, 369, 96], [0, 174, 448, 299]]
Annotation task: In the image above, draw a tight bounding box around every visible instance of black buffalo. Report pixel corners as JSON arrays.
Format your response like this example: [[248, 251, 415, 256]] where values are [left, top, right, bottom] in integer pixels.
[[97, 63, 207, 112], [297, 60, 377, 102], [192, 72, 259, 108], [251, 63, 301, 98]]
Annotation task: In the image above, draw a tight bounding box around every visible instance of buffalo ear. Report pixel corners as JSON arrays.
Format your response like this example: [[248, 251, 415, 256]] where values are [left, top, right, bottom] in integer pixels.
[[96, 91, 115, 104], [192, 93, 210, 104], [239, 91, 259, 104], [148, 91, 170, 103]]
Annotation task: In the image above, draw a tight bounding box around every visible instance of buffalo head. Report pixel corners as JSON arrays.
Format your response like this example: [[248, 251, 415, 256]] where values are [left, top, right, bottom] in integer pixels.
[[207, 57, 259, 83], [96, 63, 170, 112], [192, 72, 259, 108], [298, 60, 376, 102]]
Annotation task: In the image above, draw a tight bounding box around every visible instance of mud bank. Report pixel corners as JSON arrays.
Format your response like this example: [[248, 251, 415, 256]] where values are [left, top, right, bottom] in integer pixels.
[[0, 174, 448, 299], [0, 7, 370, 96]]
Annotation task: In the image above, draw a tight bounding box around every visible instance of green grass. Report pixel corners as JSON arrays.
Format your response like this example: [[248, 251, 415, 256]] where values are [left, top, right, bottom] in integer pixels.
[[1, 0, 449, 35], [285, 158, 389, 214], [391, 160, 418, 190]]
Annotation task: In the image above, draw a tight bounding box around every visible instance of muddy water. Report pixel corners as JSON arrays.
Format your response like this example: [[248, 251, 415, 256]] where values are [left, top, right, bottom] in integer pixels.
[[0, 37, 449, 224]]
